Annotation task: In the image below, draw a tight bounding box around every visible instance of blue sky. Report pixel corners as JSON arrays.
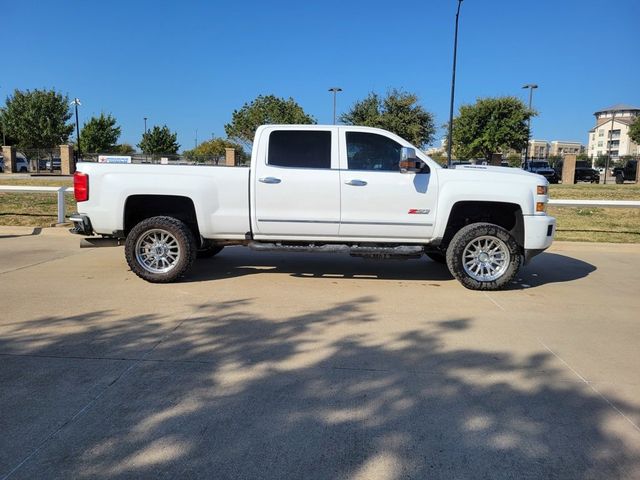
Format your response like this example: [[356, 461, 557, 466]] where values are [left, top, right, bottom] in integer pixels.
[[2, 0, 638, 151]]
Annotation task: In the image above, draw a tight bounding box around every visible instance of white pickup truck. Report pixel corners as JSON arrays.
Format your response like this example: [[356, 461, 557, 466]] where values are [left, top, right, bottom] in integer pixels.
[[70, 124, 555, 290]]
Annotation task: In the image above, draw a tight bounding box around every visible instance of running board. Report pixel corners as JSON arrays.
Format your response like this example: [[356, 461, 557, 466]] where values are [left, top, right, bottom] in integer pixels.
[[248, 241, 423, 259], [248, 241, 348, 254], [80, 237, 122, 248]]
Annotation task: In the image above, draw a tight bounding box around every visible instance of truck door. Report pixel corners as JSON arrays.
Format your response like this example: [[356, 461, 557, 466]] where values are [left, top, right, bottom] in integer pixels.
[[338, 129, 437, 241], [253, 127, 340, 238]]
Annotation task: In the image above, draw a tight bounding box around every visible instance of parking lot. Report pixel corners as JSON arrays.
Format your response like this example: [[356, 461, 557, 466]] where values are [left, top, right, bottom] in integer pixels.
[[1, 226, 639, 479]]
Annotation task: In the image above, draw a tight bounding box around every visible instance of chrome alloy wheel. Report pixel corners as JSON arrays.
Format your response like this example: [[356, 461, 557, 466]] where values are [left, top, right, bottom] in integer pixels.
[[462, 235, 510, 282], [135, 228, 181, 274]]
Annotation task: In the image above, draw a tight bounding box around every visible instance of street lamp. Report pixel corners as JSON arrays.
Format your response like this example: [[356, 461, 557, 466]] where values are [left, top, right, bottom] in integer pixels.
[[143, 117, 148, 134], [604, 112, 616, 185], [1, 85, 5, 146], [71, 98, 82, 160], [522, 84, 538, 167], [328, 87, 342, 125], [446, 0, 464, 168]]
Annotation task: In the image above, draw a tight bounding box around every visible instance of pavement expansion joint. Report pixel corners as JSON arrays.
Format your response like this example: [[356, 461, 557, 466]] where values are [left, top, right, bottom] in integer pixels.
[[0, 311, 198, 480], [540, 340, 640, 435]]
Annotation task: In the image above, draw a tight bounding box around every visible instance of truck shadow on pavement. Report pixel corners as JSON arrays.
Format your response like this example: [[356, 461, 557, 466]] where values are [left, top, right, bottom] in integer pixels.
[[0, 297, 637, 479], [187, 248, 596, 289], [509, 252, 597, 290]]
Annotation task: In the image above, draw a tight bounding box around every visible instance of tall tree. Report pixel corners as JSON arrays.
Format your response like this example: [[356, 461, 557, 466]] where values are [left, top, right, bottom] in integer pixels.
[[79, 113, 121, 153], [0, 108, 18, 146], [183, 137, 247, 163], [138, 125, 180, 155], [506, 153, 522, 167], [628, 116, 640, 144], [224, 95, 315, 147], [452, 97, 533, 161], [341, 89, 436, 148], [3, 89, 74, 149], [115, 143, 136, 154]]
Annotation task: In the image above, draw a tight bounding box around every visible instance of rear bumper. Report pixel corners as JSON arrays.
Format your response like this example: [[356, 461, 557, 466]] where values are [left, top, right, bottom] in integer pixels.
[[68, 213, 93, 236], [523, 215, 555, 263]]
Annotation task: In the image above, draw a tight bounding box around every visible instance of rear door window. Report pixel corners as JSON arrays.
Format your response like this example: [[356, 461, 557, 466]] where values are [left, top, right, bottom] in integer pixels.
[[268, 130, 331, 169]]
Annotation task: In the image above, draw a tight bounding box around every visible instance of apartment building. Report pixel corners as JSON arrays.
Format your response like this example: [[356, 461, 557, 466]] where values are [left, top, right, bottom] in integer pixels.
[[528, 140, 549, 159], [550, 141, 583, 157], [587, 104, 640, 159]]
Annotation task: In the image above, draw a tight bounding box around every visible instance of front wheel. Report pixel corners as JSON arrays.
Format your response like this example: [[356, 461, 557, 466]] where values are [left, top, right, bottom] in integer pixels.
[[125, 216, 197, 283], [446, 223, 522, 291]]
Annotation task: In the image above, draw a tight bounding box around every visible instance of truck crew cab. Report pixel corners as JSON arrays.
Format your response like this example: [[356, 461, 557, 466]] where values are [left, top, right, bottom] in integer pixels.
[[71, 125, 555, 290]]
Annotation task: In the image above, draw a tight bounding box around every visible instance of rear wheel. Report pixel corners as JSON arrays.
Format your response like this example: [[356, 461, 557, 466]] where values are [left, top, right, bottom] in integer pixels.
[[125, 216, 197, 283], [446, 223, 522, 291]]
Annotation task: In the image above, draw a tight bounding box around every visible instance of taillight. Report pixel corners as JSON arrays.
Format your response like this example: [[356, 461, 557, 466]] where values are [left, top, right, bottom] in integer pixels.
[[74, 172, 89, 202]]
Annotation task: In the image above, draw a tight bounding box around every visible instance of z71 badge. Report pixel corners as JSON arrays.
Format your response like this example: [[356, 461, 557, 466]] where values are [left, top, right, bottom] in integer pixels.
[[408, 209, 430, 214]]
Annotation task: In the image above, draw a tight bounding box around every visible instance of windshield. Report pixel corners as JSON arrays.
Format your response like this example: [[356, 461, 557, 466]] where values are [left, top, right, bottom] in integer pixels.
[[530, 162, 551, 168]]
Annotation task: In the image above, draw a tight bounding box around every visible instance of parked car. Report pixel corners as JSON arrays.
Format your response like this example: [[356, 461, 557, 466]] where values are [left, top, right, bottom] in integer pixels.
[[574, 167, 600, 183], [0, 155, 30, 173], [46, 158, 62, 170], [70, 124, 556, 291], [448, 161, 472, 168], [523, 161, 559, 184], [612, 160, 637, 183]]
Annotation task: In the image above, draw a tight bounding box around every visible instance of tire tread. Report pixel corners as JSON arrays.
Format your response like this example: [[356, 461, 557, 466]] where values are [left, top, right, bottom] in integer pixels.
[[446, 222, 522, 291], [124, 216, 197, 283]]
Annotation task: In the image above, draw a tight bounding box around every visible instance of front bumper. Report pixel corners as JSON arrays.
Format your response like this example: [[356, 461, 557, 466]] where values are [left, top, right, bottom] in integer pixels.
[[68, 213, 93, 236], [523, 215, 556, 263]]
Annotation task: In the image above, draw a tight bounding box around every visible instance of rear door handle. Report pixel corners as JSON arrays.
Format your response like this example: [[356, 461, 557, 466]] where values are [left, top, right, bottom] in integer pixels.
[[259, 177, 281, 184], [345, 179, 367, 186]]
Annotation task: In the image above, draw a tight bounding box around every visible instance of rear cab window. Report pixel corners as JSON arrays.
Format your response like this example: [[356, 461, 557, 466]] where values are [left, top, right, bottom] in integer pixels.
[[267, 130, 332, 169]]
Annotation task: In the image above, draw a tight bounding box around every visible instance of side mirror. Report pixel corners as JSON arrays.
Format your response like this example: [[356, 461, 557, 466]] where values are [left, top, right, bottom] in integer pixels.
[[400, 147, 417, 162], [399, 147, 427, 173]]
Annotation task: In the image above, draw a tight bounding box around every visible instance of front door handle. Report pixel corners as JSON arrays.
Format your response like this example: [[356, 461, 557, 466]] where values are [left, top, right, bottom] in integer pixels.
[[345, 179, 367, 186], [259, 177, 281, 184]]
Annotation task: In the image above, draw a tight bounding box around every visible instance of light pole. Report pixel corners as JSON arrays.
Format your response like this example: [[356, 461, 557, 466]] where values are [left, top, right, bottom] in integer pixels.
[[1, 85, 5, 146], [522, 84, 538, 168], [604, 112, 616, 185], [328, 87, 342, 125], [195, 129, 198, 149], [71, 98, 82, 160], [446, 0, 463, 168], [143, 117, 148, 134]]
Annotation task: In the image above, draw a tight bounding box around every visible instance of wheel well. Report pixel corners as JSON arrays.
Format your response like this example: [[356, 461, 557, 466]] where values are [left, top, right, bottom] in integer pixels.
[[441, 201, 524, 249], [124, 195, 199, 238]]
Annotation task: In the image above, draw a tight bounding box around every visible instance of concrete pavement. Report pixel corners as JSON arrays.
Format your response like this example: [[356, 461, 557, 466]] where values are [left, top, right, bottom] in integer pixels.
[[0, 227, 639, 479]]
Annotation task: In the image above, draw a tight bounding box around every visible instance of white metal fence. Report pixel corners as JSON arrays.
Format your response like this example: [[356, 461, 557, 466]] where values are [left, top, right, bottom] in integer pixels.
[[548, 199, 640, 208], [0, 185, 639, 227], [0, 186, 73, 224]]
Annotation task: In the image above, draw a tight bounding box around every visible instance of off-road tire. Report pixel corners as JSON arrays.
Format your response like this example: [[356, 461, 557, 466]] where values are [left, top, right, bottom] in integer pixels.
[[197, 244, 224, 259], [125, 216, 197, 283], [446, 222, 522, 291]]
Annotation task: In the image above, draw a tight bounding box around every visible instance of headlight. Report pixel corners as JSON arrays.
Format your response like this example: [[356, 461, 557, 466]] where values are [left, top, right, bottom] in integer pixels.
[[537, 185, 548, 195]]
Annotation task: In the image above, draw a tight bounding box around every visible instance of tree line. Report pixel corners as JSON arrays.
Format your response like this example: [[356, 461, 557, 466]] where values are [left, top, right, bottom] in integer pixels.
[[4, 87, 633, 161]]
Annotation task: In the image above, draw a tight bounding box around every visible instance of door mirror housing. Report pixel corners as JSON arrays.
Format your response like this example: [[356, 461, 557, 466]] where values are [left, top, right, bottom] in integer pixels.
[[400, 147, 417, 162], [399, 147, 427, 173]]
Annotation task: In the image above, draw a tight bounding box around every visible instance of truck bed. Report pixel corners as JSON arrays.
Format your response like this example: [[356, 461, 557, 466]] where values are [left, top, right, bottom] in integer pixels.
[[75, 162, 251, 238]]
